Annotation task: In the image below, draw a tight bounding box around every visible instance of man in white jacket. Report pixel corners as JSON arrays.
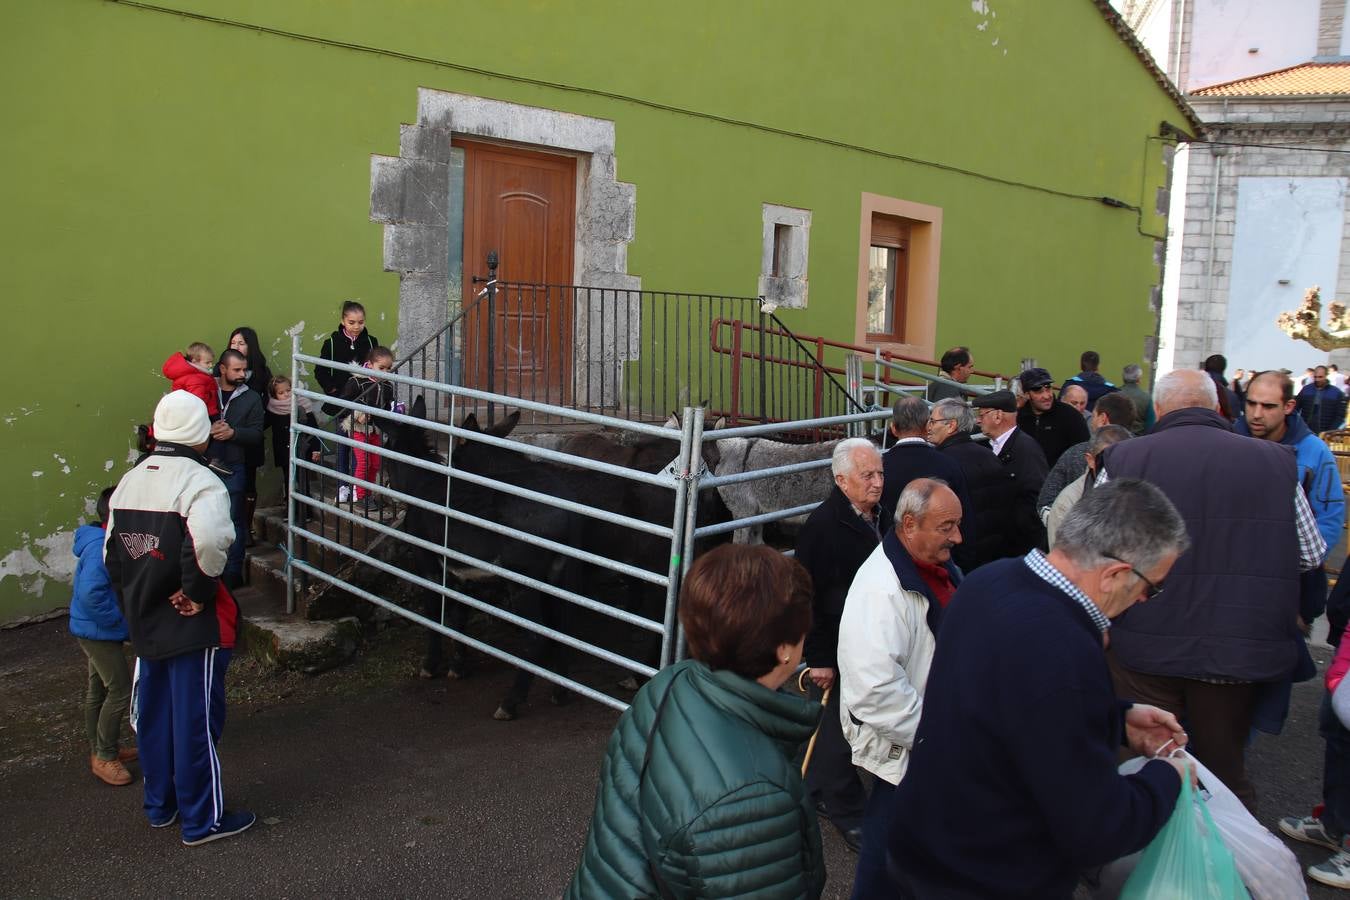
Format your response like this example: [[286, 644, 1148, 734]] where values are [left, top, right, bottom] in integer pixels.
[[838, 477, 962, 899]]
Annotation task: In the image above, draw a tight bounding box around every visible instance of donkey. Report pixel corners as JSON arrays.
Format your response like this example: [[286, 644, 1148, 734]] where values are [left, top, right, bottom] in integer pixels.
[[383, 397, 722, 718]]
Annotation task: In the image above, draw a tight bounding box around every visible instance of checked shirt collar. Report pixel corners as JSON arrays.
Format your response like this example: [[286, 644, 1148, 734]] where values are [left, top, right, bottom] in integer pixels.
[[1023, 550, 1111, 633]]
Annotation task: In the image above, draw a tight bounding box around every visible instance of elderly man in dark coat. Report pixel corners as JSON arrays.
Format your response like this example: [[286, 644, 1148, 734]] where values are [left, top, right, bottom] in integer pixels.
[[927, 397, 1017, 571], [973, 389, 1048, 556], [794, 437, 888, 853], [880, 396, 972, 544]]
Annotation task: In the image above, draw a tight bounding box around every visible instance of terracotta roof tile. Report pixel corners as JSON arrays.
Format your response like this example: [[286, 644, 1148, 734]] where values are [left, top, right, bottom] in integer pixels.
[[1193, 62, 1350, 97]]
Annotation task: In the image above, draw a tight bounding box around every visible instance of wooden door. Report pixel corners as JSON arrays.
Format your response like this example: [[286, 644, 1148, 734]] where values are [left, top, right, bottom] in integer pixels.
[[457, 140, 576, 402]]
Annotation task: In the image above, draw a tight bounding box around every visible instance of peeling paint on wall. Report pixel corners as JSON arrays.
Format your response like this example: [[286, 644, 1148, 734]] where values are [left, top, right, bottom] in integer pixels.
[[0, 528, 77, 595]]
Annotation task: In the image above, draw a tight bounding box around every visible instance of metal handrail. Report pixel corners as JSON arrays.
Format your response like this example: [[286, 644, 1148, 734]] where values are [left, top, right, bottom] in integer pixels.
[[390, 283, 491, 376]]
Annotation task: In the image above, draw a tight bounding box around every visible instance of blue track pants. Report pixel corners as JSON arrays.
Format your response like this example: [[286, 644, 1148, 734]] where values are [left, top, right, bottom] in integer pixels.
[[135, 648, 231, 842]]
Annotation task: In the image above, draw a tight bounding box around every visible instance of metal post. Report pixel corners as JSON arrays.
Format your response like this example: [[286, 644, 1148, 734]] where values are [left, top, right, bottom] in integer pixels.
[[659, 407, 698, 669], [485, 250, 498, 425], [286, 332, 300, 615], [674, 405, 706, 663], [758, 309, 769, 425]]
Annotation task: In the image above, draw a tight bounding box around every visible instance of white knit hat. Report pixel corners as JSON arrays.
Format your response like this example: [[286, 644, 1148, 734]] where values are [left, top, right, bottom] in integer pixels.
[[153, 390, 211, 446]]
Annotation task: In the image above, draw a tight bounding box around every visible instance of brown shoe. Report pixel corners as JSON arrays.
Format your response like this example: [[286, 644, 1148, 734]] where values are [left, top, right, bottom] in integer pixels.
[[91, 756, 132, 786], [116, 746, 139, 763]]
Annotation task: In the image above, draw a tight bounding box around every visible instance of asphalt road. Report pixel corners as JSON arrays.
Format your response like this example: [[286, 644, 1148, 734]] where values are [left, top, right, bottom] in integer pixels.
[[0, 617, 1343, 899]]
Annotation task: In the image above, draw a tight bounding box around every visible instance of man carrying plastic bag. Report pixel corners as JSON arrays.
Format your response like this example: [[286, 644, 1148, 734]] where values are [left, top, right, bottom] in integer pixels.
[[1096, 752, 1306, 899], [886, 480, 1193, 898]]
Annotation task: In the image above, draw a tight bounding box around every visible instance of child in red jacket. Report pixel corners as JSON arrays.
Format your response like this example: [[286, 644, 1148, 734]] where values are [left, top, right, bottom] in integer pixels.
[[161, 343, 221, 420], [1279, 632, 1350, 887]]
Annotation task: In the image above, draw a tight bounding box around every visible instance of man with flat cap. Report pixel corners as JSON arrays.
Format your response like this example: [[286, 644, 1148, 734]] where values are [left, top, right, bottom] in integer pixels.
[[1017, 367, 1091, 468], [974, 389, 1048, 556]]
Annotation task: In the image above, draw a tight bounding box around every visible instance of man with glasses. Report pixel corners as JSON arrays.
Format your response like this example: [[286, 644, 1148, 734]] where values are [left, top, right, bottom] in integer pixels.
[[927, 397, 1016, 571], [1016, 367, 1090, 468], [886, 479, 1191, 898], [972, 389, 1048, 557], [1099, 368, 1327, 812]]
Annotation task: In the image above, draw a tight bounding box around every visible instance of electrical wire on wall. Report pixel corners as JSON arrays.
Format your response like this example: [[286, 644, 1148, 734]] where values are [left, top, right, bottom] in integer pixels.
[[108, 0, 1168, 223]]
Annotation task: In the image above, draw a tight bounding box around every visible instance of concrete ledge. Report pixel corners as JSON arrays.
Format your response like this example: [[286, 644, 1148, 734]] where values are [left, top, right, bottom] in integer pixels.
[[239, 614, 361, 674]]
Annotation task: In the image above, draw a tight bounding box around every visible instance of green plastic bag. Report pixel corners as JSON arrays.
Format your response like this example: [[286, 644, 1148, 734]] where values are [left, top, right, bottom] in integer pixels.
[[1120, 773, 1251, 900]]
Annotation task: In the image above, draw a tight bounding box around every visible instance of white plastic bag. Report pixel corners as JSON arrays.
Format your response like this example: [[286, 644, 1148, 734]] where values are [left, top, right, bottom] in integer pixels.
[[1100, 754, 1306, 900], [1183, 753, 1306, 900]]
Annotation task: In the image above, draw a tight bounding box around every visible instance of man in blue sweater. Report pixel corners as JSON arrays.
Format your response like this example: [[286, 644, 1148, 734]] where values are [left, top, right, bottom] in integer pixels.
[[887, 479, 1191, 899]]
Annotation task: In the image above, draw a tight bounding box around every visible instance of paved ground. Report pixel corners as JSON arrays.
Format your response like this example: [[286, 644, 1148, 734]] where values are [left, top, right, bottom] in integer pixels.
[[1, 615, 1344, 899]]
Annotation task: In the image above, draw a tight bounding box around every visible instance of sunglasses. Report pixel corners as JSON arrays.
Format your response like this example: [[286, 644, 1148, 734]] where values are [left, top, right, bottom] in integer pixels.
[[1102, 553, 1165, 599]]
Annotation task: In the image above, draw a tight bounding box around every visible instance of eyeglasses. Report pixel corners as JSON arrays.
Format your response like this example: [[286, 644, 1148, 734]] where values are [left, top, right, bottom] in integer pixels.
[[1102, 553, 1165, 599], [928, 417, 952, 426]]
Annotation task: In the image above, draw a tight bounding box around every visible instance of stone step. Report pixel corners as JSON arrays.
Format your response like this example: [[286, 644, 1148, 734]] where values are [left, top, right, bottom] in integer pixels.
[[233, 583, 360, 674]]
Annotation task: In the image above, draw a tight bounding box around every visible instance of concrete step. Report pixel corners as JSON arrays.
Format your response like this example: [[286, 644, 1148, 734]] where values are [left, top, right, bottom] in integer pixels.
[[233, 583, 360, 674]]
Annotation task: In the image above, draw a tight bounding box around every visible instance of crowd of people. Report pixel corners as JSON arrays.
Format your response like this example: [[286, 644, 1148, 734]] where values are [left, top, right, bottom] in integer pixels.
[[570, 348, 1350, 898], [65, 316, 1350, 887], [66, 302, 401, 846]]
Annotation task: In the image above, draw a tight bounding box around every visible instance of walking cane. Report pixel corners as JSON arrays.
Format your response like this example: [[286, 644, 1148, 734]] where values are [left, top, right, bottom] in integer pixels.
[[798, 667, 831, 778]]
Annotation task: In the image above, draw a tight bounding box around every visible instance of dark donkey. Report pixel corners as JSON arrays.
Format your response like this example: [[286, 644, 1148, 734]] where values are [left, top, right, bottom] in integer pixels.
[[383, 396, 717, 718]]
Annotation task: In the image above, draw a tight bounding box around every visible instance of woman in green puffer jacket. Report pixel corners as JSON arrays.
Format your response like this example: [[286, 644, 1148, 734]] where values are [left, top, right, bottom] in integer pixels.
[[567, 544, 827, 899]]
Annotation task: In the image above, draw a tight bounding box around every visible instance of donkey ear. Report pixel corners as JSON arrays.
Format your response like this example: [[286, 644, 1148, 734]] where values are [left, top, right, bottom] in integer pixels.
[[485, 410, 520, 440], [712, 416, 727, 430], [663, 413, 680, 429], [461, 412, 481, 433], [412, 395, 427, 420]]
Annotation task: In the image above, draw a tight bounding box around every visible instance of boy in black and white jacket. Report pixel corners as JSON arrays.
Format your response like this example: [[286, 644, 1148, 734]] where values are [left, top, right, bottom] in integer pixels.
[[105, 390, 255, 846]]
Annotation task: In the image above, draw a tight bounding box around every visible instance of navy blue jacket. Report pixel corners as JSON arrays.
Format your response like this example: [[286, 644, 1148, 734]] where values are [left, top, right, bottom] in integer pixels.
[[889, 558, 1179, 898], [1103, 407, 1300, 682], [1062, 371, 1118, 411], [68, 523, 128, 642], [1297, 383, 1348, 435], [880, 439, 975, 557]]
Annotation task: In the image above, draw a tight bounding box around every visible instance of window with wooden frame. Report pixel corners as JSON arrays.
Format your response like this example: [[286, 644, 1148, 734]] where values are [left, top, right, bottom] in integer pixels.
[[867, 214, 910, 342], [854, 193, 941, 359]]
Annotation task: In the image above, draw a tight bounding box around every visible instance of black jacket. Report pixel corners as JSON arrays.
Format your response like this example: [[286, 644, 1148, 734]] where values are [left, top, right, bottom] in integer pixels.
[[206, 385, 264, 470], [794, 487, 888, 671], [337, 375, 395, 432], [880, 439, 976, 560], [936, 432, 1018, 571], [998, 427, 1049, 556], [105, 444, 239, 660], [1018, 400, 1090, 468], [318, 328, 380, 414]]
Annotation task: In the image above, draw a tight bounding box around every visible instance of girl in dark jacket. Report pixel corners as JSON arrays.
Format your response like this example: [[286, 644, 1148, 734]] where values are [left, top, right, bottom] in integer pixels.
[[568, 544, 826, 899], [228, 326, 272, 543]]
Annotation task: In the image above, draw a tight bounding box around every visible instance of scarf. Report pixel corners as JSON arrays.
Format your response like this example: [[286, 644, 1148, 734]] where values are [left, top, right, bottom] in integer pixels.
[[267, 394, 312, 417]]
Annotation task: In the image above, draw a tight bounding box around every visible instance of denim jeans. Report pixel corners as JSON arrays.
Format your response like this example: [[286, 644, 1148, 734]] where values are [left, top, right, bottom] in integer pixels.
[[851, 778, 898, 899], [217, 466, 246, 580], [1320, 692, 1350, 838]]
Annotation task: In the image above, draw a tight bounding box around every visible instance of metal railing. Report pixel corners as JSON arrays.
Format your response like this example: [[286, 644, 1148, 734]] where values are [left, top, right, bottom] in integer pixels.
[[284, 339, 908, 710]]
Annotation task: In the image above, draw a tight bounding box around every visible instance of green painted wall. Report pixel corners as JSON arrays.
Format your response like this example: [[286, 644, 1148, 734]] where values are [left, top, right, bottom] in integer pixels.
[[1, 0, 1189, 620]]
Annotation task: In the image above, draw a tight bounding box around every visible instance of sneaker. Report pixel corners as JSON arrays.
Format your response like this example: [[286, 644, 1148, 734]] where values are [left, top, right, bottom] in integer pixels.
[[183, 809, 256, 846], [1309, 848, 1350, 889], [1280, 814, 1341, 851], [90, 756, 132, 786], [338, 485, 351, 504], [149, 810, 178, 828]]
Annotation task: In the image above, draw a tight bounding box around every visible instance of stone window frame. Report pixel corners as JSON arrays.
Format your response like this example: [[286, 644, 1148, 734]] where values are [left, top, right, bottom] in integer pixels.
[[854, 192, 943, 360], [758, 203, 811, 309], [370, 88, 639, 366]]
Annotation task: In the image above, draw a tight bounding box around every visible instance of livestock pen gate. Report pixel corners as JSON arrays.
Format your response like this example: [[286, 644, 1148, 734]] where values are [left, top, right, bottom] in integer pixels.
[[281, 278, 999, 711]]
